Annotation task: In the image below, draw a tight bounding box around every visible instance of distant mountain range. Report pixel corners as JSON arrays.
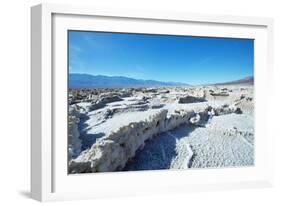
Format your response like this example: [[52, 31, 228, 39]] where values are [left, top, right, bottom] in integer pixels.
[[69, 73, 190, 88], [69, 73, 254, 88], [214, 76, 254, 85]]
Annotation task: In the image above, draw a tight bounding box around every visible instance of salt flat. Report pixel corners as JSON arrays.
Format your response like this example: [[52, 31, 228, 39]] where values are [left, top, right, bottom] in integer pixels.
[[124, 113, 253, 171], [68, 84, 254, 173]]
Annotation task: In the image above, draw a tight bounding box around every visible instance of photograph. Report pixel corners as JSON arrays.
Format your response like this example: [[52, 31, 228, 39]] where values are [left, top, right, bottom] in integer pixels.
[[67, 31, 254, 174]]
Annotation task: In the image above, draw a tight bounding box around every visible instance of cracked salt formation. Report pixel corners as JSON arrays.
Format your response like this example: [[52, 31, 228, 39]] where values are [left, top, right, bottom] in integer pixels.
[[68, 85, 254, 173]]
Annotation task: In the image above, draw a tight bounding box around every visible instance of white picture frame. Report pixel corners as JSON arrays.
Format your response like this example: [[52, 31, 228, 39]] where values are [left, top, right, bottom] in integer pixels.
[[31, 3, 274, 202]]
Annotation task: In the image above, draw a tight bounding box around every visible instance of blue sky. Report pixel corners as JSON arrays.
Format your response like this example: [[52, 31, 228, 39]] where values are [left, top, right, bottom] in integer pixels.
[[69, 31, 254, 85]]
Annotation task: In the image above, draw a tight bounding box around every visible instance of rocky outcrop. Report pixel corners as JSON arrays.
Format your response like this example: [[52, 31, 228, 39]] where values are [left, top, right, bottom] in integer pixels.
[[150, 102, 165, 109], [99, 95, 123, 104], [178, 89, 206, 104], [88, 95, 123, 111], [178, 96, 205, 104], [213, 104, 242, 115], [210, 91, 229, 96]]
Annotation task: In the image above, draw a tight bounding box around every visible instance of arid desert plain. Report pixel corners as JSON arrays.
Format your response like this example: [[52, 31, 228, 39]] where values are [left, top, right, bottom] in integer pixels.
[[68, 82, 254, 174]]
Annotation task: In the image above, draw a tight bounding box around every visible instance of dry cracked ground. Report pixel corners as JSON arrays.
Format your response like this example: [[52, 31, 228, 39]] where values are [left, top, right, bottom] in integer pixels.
[[68, 84, 254, 174]]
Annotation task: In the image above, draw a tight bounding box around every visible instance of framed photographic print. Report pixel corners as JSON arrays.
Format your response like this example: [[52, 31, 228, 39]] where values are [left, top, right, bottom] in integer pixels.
[[31, 3, 274, 201]]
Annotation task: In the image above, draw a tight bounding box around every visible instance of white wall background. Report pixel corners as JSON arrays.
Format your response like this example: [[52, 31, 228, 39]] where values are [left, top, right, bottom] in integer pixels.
[[0, 0, 280, 205]]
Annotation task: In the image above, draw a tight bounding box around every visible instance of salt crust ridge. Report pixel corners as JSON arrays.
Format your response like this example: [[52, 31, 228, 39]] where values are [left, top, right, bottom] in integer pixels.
[[68, 103, 241, 173]]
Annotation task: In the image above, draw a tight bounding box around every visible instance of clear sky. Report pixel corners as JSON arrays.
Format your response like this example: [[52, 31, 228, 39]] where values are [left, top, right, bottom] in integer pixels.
[[69, 31, 254, 85]]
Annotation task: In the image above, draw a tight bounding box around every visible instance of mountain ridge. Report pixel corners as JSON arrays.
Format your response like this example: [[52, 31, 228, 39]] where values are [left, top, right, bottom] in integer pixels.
[[69, 73, 254, 88], [69, 73, 190, 88], [214, 76, 254, 85]]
